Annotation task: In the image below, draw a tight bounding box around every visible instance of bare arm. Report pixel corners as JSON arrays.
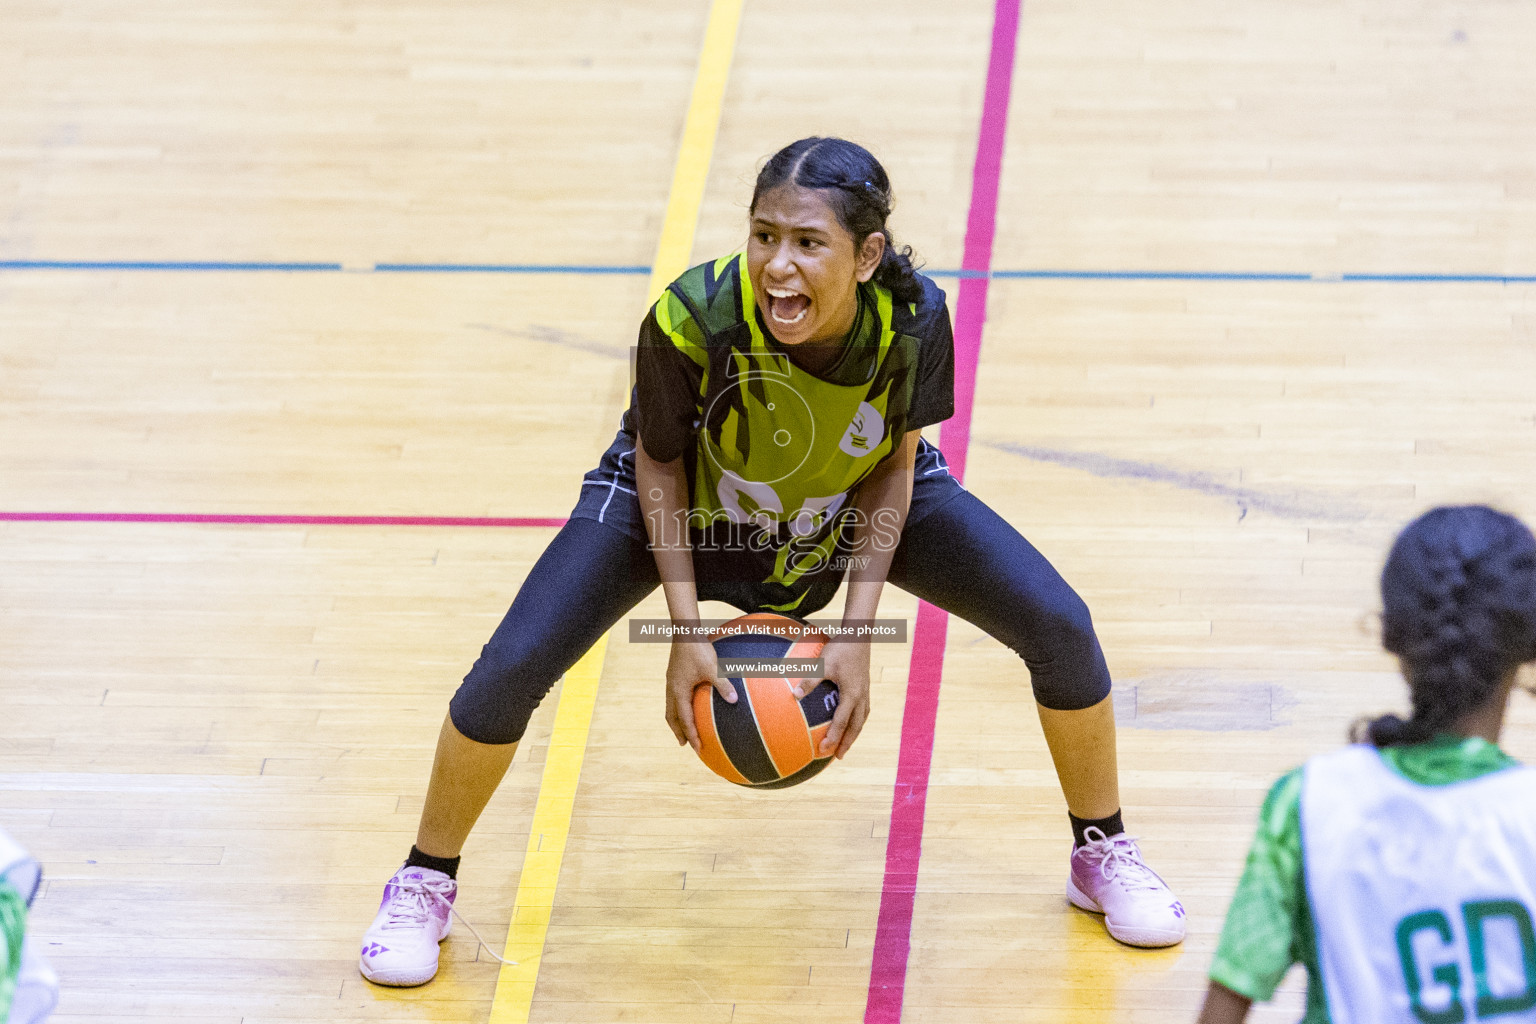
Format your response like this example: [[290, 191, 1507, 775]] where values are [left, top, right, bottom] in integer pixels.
[[817, 429, 920, 757], [1195, 982, 1252, 1024], [635, 436, 732, 751]]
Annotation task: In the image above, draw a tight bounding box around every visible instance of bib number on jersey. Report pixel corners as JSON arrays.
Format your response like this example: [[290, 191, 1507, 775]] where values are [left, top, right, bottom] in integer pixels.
[[1395, 899, 1536, 1022]]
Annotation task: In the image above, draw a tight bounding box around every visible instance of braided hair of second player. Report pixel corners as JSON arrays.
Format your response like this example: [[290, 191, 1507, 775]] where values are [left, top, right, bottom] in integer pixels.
[[1353, 504, 1536, 747]]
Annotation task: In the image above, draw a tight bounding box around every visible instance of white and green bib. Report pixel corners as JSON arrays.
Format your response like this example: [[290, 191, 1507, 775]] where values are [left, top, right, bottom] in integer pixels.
[[1302, 745, 1536, 1022]]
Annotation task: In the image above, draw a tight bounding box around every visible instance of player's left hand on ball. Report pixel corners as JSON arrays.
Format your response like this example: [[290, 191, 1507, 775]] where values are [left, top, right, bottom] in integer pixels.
[[665, 639, 729, 754], [818, 639, 871, 759]]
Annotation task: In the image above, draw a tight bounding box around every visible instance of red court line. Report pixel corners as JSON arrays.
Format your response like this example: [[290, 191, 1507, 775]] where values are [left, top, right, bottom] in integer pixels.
[[0, 512, 568, 528], [864, 2, 1021, 1021]]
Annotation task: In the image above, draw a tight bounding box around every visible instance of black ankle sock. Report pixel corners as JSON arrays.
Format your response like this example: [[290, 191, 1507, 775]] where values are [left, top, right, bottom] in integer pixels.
[[1069, 809, 1125, 848], [405, 845, 461, 879]]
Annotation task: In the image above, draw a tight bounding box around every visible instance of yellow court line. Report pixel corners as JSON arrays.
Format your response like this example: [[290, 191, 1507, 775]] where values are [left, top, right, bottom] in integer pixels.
[[486, 2, 743, 1021], [648, 0, 745, 298], [487, 634, 606, 1018]]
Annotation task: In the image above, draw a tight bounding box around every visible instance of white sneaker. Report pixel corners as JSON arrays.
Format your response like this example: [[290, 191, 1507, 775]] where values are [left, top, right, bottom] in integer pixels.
[[1, 828, 57, 1024], [1066, 827, 1186, 947], [10, 935, 60, 1024], [359, 866, 456, 987]]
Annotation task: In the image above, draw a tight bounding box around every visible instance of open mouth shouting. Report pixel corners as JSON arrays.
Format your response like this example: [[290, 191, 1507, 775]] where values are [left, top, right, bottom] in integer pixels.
[[766, 287, 810, 326]]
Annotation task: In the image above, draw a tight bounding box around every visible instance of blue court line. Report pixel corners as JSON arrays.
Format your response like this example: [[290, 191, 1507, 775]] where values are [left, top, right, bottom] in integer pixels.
[[4, 260, 1536, 283], [0, 260, 343, 271], [372, 262, 651, 274], [1341, 273, 1536, 284], [989, 269, 1312, 281]]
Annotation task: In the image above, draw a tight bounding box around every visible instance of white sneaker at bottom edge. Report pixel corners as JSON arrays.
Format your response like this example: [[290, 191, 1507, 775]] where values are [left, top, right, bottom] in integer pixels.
[[359, 865, 456, 987], [10, 935, 60, 1024], [1066, 826, 1186, 948]]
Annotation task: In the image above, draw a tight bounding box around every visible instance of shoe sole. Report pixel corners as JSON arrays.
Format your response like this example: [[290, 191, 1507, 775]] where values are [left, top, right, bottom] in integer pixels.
[[359, 960, 440, 987], [1066, 876, 1185, 948]]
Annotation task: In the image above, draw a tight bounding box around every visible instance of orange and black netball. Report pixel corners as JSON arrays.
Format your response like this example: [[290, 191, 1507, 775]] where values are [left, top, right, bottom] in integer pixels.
[[692, 613, 840, 789]]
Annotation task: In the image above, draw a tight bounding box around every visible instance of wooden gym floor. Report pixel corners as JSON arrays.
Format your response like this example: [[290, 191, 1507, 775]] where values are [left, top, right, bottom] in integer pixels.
[[3, 0, 1535, 1021]]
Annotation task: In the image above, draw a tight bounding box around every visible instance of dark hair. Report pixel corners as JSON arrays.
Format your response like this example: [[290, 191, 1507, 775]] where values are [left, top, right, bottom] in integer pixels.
[[750, 137, 925, 305], [1351, 505, 1536, 747]]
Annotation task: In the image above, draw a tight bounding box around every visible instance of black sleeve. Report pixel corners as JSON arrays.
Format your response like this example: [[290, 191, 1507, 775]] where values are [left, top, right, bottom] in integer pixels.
[[633, 306, 704, 463], [906, 291, 955, 431]]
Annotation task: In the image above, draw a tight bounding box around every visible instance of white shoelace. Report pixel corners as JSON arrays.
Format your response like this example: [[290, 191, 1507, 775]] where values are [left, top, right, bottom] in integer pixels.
[[383, 878, 519, 967], [1080, 826, 1167, 894]]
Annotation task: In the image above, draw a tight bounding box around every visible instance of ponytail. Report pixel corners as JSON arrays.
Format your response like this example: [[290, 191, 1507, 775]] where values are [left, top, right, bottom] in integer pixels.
[[872, 231, 925, 305]]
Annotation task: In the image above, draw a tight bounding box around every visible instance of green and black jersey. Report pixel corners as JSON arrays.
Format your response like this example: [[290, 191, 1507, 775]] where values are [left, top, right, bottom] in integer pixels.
[[620, 252, 955, 611]]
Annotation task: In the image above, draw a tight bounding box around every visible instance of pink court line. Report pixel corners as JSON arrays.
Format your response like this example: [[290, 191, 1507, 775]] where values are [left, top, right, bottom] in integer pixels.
[[0, 512, 568, 528], [863, 1, 1021, 1022]]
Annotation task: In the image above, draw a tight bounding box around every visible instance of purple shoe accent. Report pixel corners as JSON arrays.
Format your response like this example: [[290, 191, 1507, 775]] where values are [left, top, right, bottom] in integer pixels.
[[379, 868, 457, 909]]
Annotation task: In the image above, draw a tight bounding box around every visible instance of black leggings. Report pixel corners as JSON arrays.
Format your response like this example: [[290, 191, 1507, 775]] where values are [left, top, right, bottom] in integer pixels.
[[448, 489, 1111, 745]]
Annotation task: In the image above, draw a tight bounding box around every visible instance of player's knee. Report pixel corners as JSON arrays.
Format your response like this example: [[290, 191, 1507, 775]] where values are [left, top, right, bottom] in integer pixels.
[[1018, 586, 1111, 710], [448, 645, 558, 745], [1053, 588, 1099, 652], [1019, 582, 1098, 657]]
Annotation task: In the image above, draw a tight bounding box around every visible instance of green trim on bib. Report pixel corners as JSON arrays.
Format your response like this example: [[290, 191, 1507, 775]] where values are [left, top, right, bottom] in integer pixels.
[[1378, 734, 1519, 787]]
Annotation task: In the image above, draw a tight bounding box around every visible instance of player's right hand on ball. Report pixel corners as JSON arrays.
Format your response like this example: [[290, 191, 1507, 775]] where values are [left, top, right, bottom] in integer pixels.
[[665, 639, 733, 753]]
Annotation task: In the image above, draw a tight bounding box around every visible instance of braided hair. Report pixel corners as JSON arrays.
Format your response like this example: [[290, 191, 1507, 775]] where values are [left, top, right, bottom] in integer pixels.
[[1352, 505, 1536, 747], [750, 137, 926, 305]]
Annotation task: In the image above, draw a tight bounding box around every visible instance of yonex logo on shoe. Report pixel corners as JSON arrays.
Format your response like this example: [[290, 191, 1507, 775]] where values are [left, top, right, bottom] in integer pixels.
[[1171, 903, 1185, 918], [361, 942, 390, 957]]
